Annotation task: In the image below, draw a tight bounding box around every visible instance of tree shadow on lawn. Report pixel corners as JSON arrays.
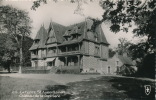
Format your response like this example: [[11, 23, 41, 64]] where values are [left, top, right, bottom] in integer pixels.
[[42, 76, 130, 100], [0, 71, 18, 74], [42, 76, 155, 100], [109, 77, 155, 100]]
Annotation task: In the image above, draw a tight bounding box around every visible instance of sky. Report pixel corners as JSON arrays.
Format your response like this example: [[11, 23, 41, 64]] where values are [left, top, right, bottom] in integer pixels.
[[1, 0, 140, 49]]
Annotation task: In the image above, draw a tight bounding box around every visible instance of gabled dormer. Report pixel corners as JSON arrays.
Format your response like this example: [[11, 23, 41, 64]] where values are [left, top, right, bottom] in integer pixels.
[[46, 21, 66, 45], [63, 30, 71, 41], [70, 25, 82, 39], [46, 22, 57, 44]]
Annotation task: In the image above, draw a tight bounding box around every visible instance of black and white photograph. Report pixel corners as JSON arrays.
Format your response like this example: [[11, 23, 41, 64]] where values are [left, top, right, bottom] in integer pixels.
[[0, 0, 155, 100]]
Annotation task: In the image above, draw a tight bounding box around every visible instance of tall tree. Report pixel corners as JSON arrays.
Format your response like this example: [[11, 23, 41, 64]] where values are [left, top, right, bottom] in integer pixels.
[[0, 33, 33, 72], [115, 38, 132, 56], [0, 6, 32, 73]]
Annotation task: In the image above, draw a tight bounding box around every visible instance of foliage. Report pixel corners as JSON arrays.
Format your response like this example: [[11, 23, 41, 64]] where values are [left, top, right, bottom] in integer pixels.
[[0, 5, 32, 71], [0, 33, 33, 71], [115, 38, 132, 56], [138, 53, 155, 79], [31, 0, 88, 16], [128, 41, 148, 60], [108, 48, 115, 58], [22, 36, 33, 66], [0, 6, 31, 38], [100, 0, 156, 53]]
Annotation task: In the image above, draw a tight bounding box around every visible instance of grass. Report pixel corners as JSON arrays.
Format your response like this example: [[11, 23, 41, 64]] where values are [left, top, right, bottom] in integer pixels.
[[41, 76, 155, 100], [0, 76, 58, 100], [0, 75, 155, 100]]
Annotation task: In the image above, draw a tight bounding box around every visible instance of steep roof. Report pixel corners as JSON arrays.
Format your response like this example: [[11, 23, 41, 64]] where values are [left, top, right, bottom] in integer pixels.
[[29, 25, 48, 50], [31, 18, 109, 49], [60, 21, 85, 45], [46, 22, 66, 44], [95, 24, 109, 45], [60, 19, 109, 45], [117, 55, 134, 66]]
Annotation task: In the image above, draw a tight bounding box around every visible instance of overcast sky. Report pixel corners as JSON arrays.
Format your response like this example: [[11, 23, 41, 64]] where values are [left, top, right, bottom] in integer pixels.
[[1, 0, 139, 49]]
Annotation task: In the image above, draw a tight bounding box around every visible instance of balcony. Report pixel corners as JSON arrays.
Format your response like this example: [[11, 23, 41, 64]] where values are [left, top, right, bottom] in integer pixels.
[[46, 53, 57, 57], [58, 50, 82, 56], [41, 54, 46, 58], [31, 54, 38, 59]]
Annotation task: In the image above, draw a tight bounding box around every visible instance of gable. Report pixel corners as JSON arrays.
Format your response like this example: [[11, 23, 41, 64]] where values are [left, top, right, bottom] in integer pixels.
[[31, 18, 110, 49], [29, 25, 48, 50]]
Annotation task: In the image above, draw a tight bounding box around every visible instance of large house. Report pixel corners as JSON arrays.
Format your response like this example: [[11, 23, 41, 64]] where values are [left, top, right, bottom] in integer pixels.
[[29, 18, 110, 73]]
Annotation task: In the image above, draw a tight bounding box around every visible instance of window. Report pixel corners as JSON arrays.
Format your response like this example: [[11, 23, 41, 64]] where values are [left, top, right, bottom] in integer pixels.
[[95, 37, 97, 42], [116, 61, 119, 65], [117, 66, 120, 73], [95, 46, 100, 56], [32, 50, 38, 55]]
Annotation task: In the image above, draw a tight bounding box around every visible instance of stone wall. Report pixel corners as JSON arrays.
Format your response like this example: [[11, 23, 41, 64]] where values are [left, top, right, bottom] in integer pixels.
[[107, 55, 123, 75], [88, 42, 95, 56], [82, 56, 100, 73]]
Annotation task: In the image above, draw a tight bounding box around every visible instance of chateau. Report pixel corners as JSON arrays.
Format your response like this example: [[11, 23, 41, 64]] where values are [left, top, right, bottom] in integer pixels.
[[29, 18, 110, 74]]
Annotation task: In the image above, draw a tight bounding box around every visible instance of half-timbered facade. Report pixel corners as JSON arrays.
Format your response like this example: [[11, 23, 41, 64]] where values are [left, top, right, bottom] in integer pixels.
[[29, 18, 109, 73]]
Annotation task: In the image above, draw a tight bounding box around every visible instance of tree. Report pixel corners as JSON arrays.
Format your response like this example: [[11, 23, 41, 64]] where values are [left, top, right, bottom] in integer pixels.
[[108, 48, 115, 58], [115, 38, 131, 56], [0, 34, 14, 72], [0, 6, 32, 73], [0, 33, 33, 72], [22, 36, 33, 67], [100, 0, 156, 53]]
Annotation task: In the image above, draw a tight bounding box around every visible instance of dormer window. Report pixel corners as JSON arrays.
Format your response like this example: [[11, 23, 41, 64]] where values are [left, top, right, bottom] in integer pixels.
[[70, 26, 81, 40], [34, 40, 39, 44], [63, 30, 71, 41]]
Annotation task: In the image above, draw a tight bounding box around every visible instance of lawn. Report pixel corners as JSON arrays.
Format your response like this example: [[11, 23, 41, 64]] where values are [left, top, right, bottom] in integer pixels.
[[0, 75, 155, 100], [0, 76, 59, 100]]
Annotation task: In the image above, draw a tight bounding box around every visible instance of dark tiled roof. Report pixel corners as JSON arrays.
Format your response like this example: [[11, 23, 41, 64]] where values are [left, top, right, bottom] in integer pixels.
[[31, 18, 109, 49], [38, 26, 48, 49], [46, 22, 66, 44], [95, 24, 109, 45], [59, 38, 83, 46], [118, 55, 134, 66], [52, 22, 66, 43], [29, 44, 38, 50], [29, 25, 48, 50]]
